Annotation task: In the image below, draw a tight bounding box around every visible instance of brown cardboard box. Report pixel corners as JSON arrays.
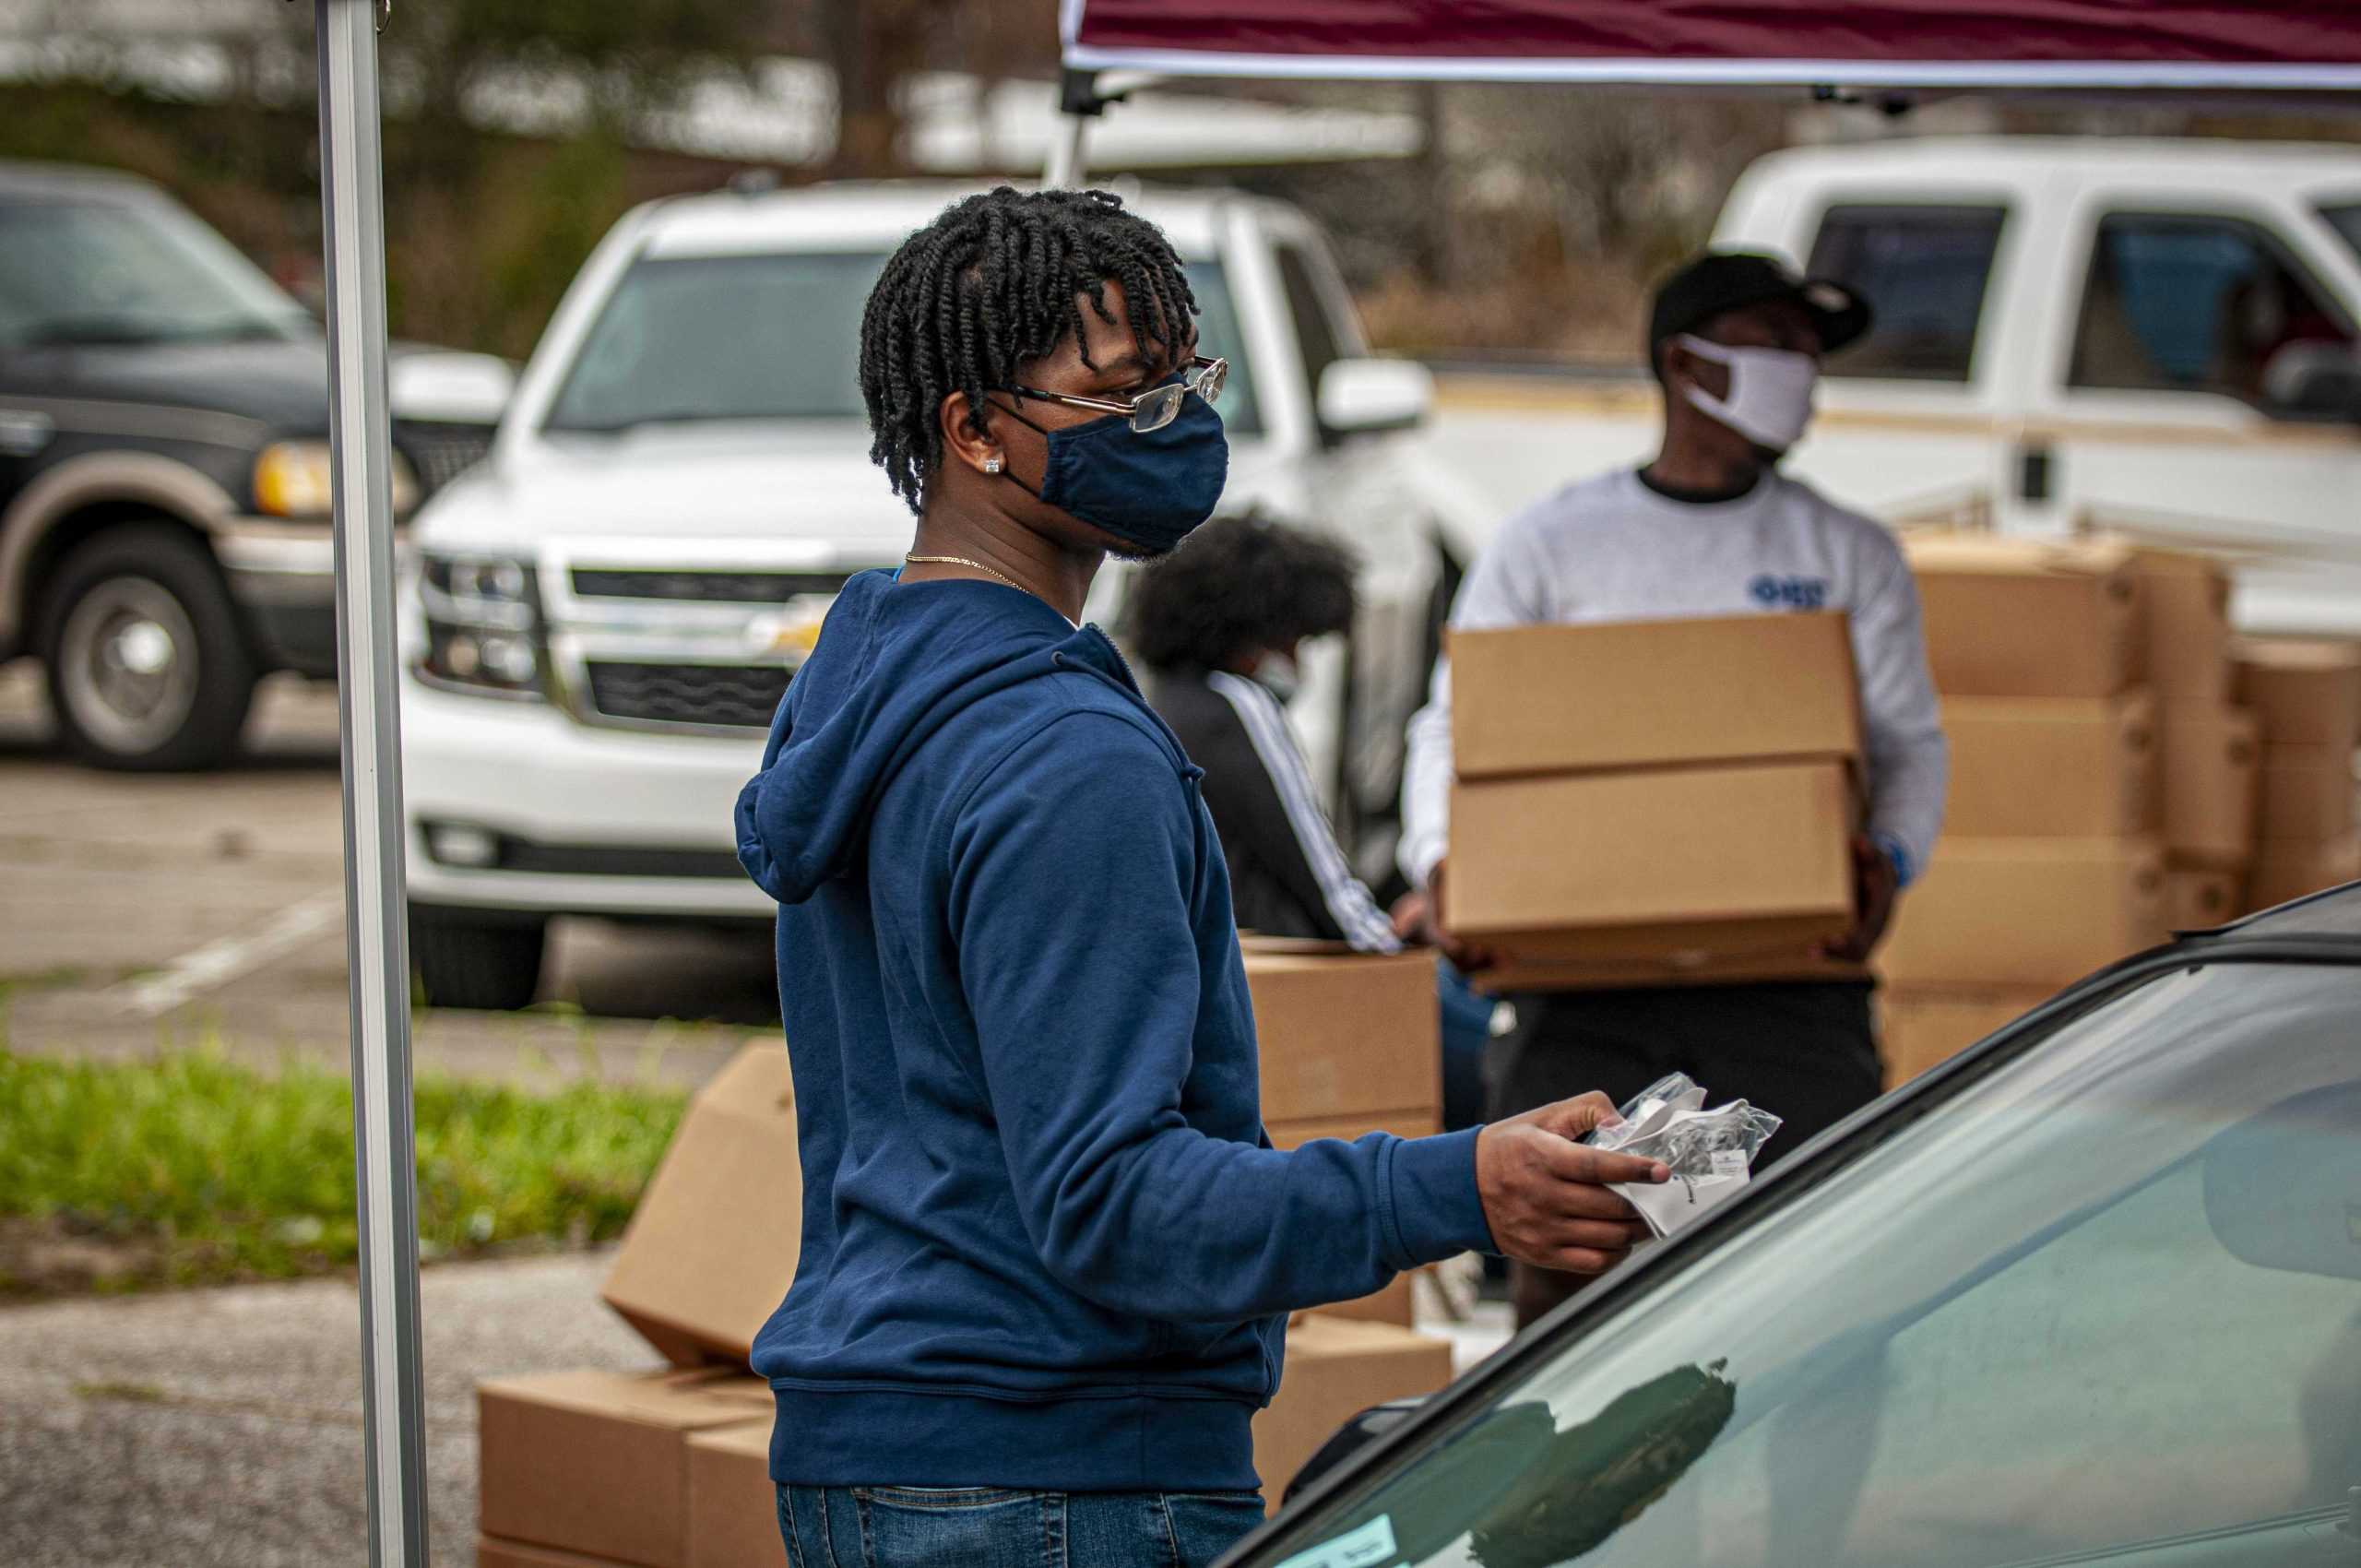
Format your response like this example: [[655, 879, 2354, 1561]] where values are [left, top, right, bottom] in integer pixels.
[[1254, 1315, 1455, 1514], [2158, 706, 2260, 867], [604, 1042, 800, 1368], [480, 1538, 637, 1568], [2249, 833, 2361, 911], [2166, 866, 2243, 930], [1448, 612, 1861, 779], [1471, 949, 1870, 995], [2234, 637, 2361, 753], [1880, 988, 2051, 1087], [1243, 946, 1440, 1124], [478, 1369, 774, 1568], [1265, 1112, 1438, 1329], [2258, 743, 2356, 842], [1940, 692, 2158, 837], [1449, 758, 1856, 965], [1879, 838, 2169, 988], [685, 1421, 780, 1568], [2132, 549, 2233, 703], [1905, 536, 2139, 697]]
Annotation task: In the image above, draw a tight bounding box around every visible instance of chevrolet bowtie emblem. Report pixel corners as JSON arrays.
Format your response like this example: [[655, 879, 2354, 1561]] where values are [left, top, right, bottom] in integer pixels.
[[745, 605, 830, 660]]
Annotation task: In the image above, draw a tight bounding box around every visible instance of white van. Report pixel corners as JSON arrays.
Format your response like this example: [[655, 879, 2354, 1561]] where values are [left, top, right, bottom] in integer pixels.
[[397, 181, 1444, 1008]]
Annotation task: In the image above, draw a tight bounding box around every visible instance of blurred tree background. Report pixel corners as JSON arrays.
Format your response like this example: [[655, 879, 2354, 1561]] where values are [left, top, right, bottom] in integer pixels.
[[1, 0, 2343, 363]]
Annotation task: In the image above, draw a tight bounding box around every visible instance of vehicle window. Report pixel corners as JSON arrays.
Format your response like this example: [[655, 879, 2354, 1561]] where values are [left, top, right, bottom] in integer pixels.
[[1805, 205, 2005, 381], [2070, 212, 2357, 414], [2322, 203, 2361, 268], [0, 196, 309, 349], [544, 252, 1261, 438], [1186, 260, 1263, 437], [1275, 243, 1347, 416], [1246, 960, 2361, 1568]]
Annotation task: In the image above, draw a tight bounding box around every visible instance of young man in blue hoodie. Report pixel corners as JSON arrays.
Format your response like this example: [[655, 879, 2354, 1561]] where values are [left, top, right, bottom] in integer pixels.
[[735, 187, 1668, 1568]]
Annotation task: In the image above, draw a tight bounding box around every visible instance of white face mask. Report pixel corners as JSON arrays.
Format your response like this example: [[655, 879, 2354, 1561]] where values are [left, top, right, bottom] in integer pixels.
[[1676, 334, 1819, 453], [1255, 650, 1301, 707]]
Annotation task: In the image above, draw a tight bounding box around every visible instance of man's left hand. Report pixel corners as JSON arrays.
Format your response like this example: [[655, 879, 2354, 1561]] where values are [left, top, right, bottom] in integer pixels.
[[1821, 835, 1898, 963]]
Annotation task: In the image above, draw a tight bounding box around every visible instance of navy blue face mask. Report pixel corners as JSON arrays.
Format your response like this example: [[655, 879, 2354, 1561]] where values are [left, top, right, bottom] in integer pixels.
[[999, 381, 1229, 557]]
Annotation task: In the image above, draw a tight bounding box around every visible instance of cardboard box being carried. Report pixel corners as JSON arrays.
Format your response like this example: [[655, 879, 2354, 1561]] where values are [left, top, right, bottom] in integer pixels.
[[2234, 637, 2361, 754], [2130, 548, 2233, 704], [1254, 1315, 1454, 1515], [1880, 987, 2051, 1087], [1906, 536, 2139, 698], [2259, 744, 2357, 843], [478, 1369, 774, 1568], [480, 1538, 639, 1568], [1940, 692, 2158, 837], [2166, 865, 2243, 930], [2158, 706, 2260, 868], [1448, 612, 1860, 779], [1880, 838, 2169, 988], [1450, 758, 1857, 969], [2249, 833, 2361, 912], [604, 1042, 801, 1369], [1242, 944, 1440, 1125]]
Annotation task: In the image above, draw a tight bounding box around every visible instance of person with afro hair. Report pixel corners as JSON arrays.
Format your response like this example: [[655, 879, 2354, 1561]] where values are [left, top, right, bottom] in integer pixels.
[[735, 188, 1662, 1567]]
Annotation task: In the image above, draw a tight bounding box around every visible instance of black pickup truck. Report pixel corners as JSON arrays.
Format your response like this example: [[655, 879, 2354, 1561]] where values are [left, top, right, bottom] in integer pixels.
[[0, 160, 509, 768]]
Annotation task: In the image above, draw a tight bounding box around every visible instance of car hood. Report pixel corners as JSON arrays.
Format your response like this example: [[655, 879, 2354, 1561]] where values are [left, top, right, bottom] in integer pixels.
[[415, 424, 918, 565], [20, 337, 508, 434]]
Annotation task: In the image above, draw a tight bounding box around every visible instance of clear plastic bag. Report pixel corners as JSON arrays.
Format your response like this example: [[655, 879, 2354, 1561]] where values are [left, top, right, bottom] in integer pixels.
[[1584, 1073, 1784, 1237]]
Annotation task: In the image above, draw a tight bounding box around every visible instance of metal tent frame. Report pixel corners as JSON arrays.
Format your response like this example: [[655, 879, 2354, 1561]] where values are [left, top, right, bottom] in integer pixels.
[[310, 1, 427, 1563]]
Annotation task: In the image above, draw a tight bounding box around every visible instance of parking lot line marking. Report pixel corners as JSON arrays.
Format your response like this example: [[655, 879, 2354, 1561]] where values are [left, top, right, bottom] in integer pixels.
[[112, 889, 345, 1019]]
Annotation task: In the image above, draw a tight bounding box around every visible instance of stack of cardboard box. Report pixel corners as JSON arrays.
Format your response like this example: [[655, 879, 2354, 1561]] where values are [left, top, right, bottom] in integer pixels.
[[1880, 538, 2173, 1084], [477, 946, 1460, 1564], [2236, 637, 2361, 909], [2135, 550, 2261, 924], [1443, 612, 1866, 992]]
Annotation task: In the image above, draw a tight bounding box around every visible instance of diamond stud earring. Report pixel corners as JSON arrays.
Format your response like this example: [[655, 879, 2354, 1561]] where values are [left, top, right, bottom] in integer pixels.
[[984, 457, 1003, 473]]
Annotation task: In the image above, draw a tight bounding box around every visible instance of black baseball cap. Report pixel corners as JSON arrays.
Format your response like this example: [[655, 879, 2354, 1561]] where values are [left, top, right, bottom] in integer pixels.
[[1646, 251, 1872, 362]]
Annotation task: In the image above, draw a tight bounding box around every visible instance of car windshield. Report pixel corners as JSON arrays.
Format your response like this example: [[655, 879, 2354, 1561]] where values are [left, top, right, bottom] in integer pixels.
[[541, 250, 1261, 436], [2320, 203, 2361, 270], [0, 195, 311, 349], [1243, 958, 2361, 1568]]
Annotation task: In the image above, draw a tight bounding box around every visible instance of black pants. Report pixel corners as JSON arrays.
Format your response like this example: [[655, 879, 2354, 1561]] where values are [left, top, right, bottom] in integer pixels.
[[1490, 980, 1882, 1328]]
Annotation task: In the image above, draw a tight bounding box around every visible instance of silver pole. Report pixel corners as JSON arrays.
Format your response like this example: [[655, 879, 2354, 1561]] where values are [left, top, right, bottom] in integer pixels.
[[313, 2, 428, 1564], [1045, 111, 1090, 188]]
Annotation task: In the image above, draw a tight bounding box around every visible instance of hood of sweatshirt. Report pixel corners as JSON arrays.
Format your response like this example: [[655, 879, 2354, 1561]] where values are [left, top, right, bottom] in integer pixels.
[[734, 569, 1148, 905]]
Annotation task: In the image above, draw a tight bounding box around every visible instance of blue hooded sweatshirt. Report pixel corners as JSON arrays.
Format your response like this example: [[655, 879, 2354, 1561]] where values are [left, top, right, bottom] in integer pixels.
[[733, 570, 1492, 1493]]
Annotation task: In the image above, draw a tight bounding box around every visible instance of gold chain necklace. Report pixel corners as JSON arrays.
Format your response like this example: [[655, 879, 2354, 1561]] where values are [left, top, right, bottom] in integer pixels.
[[903, 553, 1024, 592]]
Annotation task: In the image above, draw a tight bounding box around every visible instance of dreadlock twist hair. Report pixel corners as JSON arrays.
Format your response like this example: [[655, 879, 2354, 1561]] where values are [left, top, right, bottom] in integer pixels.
[[858, 186, 1198, 513]]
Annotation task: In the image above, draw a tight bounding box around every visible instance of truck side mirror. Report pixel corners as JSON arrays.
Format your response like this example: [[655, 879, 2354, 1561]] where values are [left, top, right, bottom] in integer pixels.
[[2265, 344, 2361, 422], [1318, 358, 1434, 441]]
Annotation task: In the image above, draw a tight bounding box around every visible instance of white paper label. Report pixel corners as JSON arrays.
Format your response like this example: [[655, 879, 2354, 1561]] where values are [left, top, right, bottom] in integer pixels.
[[1618, 1166, 1750, 1238], [1709, 1148, 1749, 1176], [1273, 1515, 1399, 1568]]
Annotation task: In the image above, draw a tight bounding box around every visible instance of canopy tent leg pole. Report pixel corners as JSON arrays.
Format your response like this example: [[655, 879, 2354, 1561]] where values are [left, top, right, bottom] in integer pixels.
[[313, 2, 429, 1564], [1045, 110, 1090, 188]]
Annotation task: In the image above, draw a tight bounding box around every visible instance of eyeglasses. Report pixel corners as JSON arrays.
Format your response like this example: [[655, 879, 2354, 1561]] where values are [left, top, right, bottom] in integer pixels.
[[1005, 356, 1228, 434]]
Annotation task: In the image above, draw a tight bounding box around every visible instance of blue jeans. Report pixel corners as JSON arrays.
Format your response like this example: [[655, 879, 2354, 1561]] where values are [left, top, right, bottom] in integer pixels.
[[777, 1483, 1265, 1568]]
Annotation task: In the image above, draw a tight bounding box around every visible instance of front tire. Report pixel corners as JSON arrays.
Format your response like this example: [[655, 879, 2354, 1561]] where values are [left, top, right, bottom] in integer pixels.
[[42, 523, 256, 771], [410, 907, 549, 1012]]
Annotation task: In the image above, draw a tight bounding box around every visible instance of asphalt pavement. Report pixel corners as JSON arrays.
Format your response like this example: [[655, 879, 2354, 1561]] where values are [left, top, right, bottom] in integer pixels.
[[0, 667, 770, 1089]]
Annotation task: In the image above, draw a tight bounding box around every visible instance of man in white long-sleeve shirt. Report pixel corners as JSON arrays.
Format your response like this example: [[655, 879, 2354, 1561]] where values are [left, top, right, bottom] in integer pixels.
[[1399, 252, 1949, 1326]]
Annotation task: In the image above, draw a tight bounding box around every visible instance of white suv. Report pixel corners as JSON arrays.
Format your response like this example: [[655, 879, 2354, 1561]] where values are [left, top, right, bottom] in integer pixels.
[[399, 180, 1445, 1009]]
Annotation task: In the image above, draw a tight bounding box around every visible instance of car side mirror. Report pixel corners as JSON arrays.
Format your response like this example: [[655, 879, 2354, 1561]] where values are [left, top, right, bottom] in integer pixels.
[[1318, 358, 1433, 442], [2265, 345, 2361, 422], [390, 350, 516, 427], [2203, 1080, 2361, 1280]]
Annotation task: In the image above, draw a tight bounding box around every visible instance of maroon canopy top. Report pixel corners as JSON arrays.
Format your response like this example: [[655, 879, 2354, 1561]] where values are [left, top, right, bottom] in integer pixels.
[[1062, 1, 2361, 89]]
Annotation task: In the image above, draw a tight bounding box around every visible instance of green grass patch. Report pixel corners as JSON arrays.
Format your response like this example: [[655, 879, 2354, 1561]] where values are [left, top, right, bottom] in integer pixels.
[[0, 1047, 685, 1297]]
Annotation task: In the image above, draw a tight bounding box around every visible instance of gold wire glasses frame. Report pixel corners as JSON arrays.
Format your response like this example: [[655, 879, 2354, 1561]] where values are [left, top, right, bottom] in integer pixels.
[[1005, 356, 1229, 434]]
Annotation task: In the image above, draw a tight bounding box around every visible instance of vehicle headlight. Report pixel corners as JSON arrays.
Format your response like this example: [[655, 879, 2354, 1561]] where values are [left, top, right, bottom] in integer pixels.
[[254, 440, 421, 518], [415, 551, 543, 699]]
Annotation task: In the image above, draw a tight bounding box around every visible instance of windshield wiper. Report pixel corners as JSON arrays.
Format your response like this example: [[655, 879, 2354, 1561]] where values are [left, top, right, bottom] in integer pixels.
[[15, 311, 299, 348], [543, 409, 740, 435]]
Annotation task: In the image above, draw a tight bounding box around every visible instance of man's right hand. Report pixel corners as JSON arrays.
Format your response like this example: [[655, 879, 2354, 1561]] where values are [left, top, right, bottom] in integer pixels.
[[1405, 863, 1497, 973], [1476, 1091, 1667, 1276]]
